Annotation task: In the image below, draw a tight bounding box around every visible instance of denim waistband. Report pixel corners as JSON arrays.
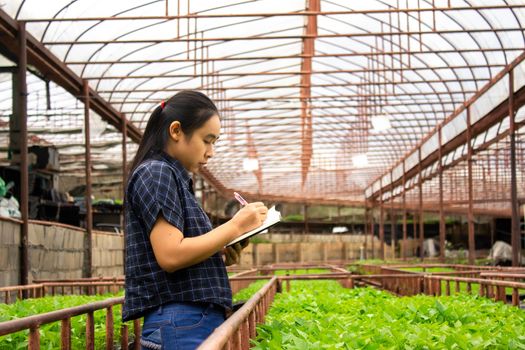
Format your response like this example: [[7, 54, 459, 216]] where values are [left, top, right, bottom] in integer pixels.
[[151, 301, 224, 316]]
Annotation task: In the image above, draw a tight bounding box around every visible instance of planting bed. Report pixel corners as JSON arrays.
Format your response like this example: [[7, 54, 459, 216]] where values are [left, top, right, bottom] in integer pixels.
[[251, 280, 525, 349], [1, 263, 524, 349], [0, 293, 129, 349]]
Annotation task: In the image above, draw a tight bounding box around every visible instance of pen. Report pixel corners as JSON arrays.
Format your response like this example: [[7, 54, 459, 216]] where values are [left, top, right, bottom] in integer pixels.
[[233, 192, 249, 206]]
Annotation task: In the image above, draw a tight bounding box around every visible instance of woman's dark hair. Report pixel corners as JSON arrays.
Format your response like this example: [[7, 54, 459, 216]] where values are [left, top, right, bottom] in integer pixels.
[[128, 90, 219, 178]]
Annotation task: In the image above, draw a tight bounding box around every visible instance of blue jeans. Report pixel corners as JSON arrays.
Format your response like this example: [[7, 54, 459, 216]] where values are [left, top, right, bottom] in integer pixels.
[[140, 302, 225, 350]]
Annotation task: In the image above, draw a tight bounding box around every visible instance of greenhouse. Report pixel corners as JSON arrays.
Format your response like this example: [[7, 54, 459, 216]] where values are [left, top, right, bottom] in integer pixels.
[[0, 0, 524, 349]]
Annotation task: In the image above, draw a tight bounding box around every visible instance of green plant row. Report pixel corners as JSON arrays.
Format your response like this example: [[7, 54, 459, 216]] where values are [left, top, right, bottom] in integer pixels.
[[233, 280, 268, 303], [252, 281, 525, 349], [0, 292, 129, 350]]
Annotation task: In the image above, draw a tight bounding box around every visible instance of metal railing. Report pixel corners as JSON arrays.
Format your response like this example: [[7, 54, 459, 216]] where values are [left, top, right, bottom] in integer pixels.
[[424, 275, 525, 306], [0, 296, 141, 350], [198, 276, 280, 350], [0, 279, 124, 304], [2, 266, 524, 349]]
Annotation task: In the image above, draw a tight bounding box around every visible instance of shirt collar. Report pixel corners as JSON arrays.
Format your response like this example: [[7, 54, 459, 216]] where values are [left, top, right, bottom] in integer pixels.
[[158, 151, 193, 192]]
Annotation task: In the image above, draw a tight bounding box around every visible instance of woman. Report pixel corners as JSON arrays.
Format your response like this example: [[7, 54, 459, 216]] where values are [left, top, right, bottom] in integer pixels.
[[123, 90, 268, 349]]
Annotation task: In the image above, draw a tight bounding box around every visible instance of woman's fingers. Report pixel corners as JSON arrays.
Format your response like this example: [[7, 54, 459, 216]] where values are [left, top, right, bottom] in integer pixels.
[[231, 202, 269, 234], [224, 247, 235, 265], [223, 241, 249, 266], [246, 202, 268, 223], [224, 246, 240, 266], [239, 238, 250, 248]]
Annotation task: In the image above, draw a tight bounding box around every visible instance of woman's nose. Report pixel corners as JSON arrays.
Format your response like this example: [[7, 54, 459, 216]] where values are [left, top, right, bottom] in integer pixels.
[[206, 145, 214, 158]]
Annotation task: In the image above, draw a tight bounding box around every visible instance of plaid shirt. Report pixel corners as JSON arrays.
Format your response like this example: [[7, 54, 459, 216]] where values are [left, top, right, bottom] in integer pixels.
[[122, 152, 232, 321]]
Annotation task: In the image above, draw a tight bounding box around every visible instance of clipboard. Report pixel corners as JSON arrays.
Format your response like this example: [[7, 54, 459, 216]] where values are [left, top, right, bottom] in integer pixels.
[[225, 206, 281, 247]]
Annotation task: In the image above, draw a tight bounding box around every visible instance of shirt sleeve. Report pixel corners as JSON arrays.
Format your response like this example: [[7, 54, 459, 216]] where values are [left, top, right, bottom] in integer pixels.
[[129, 162, 185, 235]]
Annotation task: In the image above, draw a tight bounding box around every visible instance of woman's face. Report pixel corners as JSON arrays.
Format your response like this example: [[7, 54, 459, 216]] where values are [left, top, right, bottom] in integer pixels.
[[170, 114, 221, 173]]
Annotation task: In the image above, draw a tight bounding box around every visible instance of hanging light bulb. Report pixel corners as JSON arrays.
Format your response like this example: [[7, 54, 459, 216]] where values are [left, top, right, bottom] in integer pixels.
[[243, 158, 259, 171], [371, 115, 391, 131], [352, 154, 368, 168]]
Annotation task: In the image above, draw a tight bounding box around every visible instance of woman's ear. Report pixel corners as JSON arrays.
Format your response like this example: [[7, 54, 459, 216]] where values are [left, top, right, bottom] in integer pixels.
[[168, 121, 182, 142]]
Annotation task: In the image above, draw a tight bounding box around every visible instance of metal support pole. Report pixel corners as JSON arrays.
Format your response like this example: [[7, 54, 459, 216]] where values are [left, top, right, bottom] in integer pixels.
[[438, 126, 446, 262], [17, 21, 29, 290], [364, 205, 369, 259], [304, 204, 309, 234], [390, 172, 396, 259], [121, 113, 127, 269], [467, 107, 476, 265], [379, 180, 385, 260], [490, 218, 495, 247], [371, 204, 375, 259], [413, 211, 418, 255], [83, 80, 93, 278], [121, 113, 127, 198], [402, 163, 407, 260], [509, 70, 521, 266], [418, 148, 424, 260]]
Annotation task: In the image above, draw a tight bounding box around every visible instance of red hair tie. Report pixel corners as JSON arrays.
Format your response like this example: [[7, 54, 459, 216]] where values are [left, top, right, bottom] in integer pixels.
[[160, 100, 166, 109]]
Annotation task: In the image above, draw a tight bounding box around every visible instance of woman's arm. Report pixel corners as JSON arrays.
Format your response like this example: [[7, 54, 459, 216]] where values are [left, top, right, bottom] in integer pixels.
[[150, 202, 267, 272]]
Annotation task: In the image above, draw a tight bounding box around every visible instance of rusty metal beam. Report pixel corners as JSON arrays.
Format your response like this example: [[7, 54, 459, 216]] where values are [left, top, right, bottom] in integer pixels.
[[96, 85, 480, 94], [299, 0, 318, 187], [82, 66, 502, 79], [65, 47, 525, 65], [102, 94, 473, 102], [0, 9, 142, 144], [22, 5, 525, 23], [42, 28, 524, 45], [20, 4, 525, 23]]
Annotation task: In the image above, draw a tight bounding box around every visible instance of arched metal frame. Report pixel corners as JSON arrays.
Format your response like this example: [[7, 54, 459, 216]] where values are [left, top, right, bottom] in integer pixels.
[[0, 0, 523, 211]]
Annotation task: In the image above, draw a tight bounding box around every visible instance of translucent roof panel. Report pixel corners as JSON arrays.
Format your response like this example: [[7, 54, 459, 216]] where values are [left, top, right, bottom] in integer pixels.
[[2, 0, 524, 204]]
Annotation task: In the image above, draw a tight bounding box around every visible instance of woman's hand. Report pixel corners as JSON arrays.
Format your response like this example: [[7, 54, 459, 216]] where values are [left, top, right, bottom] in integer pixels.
[[223, 239, 249, 266], [230, 202, 268, 237]]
